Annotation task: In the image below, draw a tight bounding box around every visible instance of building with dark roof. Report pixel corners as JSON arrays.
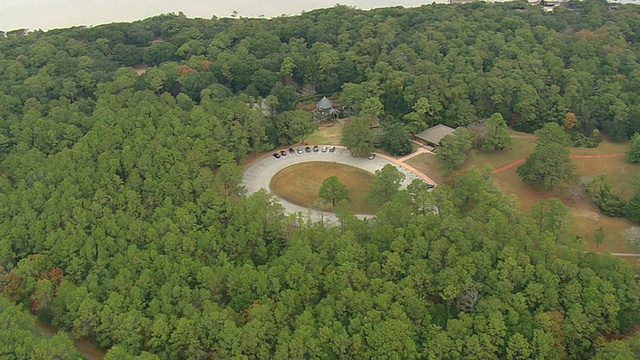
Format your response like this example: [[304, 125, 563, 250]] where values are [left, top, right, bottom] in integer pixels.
[[415, 124, 456, 147]]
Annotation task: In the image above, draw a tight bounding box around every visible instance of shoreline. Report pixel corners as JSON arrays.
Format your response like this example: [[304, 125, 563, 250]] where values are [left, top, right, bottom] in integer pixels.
[[1, 0, 454, 32]]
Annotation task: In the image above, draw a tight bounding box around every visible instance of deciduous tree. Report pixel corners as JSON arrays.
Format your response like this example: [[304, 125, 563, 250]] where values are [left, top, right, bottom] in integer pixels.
[[342, 118, 375, 157], [382, 123, 412, 156], [517, 142, 578, 192], [534, 122, 572, 148], [482, 113, 513, 151], [626, 133, 640, 163], [436, 128, 473, 176], [276, 110, 318, 145]]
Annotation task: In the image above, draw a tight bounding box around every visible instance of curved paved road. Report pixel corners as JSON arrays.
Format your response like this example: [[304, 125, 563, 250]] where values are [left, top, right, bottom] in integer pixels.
[[242, 147, 429, 225]]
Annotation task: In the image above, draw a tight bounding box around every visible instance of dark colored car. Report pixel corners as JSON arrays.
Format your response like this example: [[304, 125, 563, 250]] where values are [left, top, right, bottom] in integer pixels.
[[288, 148, 295, 154], [313, 145, 319, 152], [329, 146, 336, 152], [368, 154, 376, 160], [273, 153, 281, 159], [279, 150, 287, 156], [297, 148, 303, 154], [305, 146, 311, 153]]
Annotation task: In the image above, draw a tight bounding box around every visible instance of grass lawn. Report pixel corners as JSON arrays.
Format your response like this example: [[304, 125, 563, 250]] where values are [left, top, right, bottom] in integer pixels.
[[304, 121, 345, 146], [466, 129, 538, 171], [475, 132, 638, 254], [492, 164, 638, 254], [405, 153, 447, 185], [572, 157, 639, 200], [270, 161, 378, 214], [405, 129, 639, 255]]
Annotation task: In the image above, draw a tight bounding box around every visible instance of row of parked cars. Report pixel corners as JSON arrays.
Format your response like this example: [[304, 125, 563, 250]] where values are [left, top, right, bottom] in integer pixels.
[[273, 145, 336, 158]]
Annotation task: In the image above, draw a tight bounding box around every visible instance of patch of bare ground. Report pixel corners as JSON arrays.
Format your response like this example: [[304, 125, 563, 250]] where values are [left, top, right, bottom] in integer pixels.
[[133, 64, 148, 75]]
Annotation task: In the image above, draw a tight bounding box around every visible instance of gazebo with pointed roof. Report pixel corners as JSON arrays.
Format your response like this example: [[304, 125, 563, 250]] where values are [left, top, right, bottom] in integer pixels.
[[316, 96, 334, 112]]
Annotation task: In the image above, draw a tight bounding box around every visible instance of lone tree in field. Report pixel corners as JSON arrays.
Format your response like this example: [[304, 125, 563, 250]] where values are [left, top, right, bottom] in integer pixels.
[[368, 164, 406, 205], [517, 122, 578, 192], [594, 227, 606, 248], [517, 142, 578, 192], [626, 133, 640, 163], [342, 117, 375, 157], [319, 176, 350, 206]]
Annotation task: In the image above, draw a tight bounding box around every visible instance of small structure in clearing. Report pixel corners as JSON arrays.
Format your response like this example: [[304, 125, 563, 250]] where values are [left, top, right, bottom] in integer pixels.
[[415, 124, 456, 147], [316, 96, 336, 116]]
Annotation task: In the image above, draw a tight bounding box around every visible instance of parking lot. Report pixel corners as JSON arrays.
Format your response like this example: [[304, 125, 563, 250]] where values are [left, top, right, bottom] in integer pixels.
[[242, 146, 427, 225]]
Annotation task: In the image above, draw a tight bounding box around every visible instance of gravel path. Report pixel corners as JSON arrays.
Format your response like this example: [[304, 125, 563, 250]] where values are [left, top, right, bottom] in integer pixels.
[[242, 146, 428, 225]]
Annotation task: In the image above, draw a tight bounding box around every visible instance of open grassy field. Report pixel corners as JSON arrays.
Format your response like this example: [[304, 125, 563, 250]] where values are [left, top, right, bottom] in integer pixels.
[[492, 162, 639, 254], [404, 130, 640, 255], [405, 152, 447, 185], [270, 161, 378, 214], [466, 129, 538, 171], [304, 121, 345, 146], [479, 134, 638, 254]]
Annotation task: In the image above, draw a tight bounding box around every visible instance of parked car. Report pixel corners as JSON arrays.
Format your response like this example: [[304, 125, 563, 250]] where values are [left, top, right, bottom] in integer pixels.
[[329, 146, 336, 152], [368, 154, 376, 160], [273, 153, 281, 159], [288, 148, 295, 154], [426, 183, 435, 189], [322, 146, 328, 152], [305, 146, 311, 153], [297, 148, 303, 154], [279, 150, 287, 156], [313, 145, 319, 152]]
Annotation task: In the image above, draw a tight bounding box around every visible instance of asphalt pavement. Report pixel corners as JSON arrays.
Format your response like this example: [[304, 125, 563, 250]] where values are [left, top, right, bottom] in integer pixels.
[[241, 146, 426, 225]]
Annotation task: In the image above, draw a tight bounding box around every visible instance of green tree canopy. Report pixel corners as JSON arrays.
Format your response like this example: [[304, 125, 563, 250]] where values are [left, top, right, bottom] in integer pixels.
[[368, 164, 406, 205], [0, 297, 79, 359], [594, 227, 606, 248], [382, 123, 412, 156], [517, 142, 578, 192], [276, 110, 318, 145], [482, 113, 513, 151], [342, 118, 375, 157], [586, 175, 626, 217], [534, 122, 572, 148], [436, 127, 473, 176], [318, 176, 350, 206], [626, 133, 640, 163], [1, 6, 640, 360]]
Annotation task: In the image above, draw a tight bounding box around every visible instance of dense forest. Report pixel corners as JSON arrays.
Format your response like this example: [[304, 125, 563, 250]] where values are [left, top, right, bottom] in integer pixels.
[[1, 0, 640, 358]]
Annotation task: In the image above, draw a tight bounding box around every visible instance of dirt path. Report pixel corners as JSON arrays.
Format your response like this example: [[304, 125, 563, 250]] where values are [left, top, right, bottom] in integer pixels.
[[397, 147, 429, 162], [377, 152, 437, 184], [492, 153, 625, 174], [492, 159, 526, 174], [608, 253, 640, 257], [570, 152, 624, 159]]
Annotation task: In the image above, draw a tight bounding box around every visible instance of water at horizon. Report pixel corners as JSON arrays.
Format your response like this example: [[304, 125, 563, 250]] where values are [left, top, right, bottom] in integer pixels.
[[1, 0, 446, 32]]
